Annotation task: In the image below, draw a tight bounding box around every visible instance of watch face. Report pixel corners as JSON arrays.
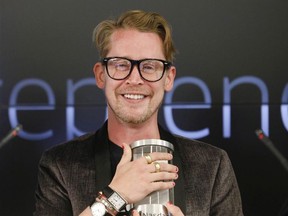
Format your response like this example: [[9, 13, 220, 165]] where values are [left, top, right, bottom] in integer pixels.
[[108, 193, 126, 211], [91, 202, 106, 216]]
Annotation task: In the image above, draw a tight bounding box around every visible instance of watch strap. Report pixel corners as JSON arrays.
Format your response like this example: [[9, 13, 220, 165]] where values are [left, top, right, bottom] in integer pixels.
[[102, 186, 114, 197]]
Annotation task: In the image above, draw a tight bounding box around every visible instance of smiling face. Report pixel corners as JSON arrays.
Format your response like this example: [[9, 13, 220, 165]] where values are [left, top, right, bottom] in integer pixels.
[[94, 29, 176, 125]]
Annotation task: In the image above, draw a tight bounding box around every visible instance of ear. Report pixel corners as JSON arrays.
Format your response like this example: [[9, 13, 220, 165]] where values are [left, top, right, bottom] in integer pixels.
[[93, 62, 105, 89], [164, 66, 176, 92]]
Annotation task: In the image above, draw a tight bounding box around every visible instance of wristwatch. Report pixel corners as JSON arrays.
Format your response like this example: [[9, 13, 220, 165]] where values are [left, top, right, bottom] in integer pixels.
[[90, 192, 117, 216], [103, 186, 127, 212], [90, 187, 127, 216], [90, 201, 106, 216]]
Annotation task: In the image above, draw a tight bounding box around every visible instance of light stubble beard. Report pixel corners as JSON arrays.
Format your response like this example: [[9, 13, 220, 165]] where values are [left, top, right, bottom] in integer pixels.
[[107, 99, 163, 125]]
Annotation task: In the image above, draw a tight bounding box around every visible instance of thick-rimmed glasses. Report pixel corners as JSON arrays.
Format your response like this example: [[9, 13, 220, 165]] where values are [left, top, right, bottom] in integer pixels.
[[102, 57, 172, 82]]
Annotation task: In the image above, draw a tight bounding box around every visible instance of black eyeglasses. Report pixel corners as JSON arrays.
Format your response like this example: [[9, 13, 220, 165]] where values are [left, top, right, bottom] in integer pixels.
[[102, 57, 172, 82]]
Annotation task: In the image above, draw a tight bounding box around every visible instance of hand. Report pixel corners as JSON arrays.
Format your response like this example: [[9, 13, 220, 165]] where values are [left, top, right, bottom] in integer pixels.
[[131, 202, 185, 216], [165, 202, 185, 216], [109, 143, 178, 204]]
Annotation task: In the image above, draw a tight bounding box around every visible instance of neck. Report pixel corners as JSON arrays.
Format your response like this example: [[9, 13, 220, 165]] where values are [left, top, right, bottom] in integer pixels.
[[107, 117, 160, 147]]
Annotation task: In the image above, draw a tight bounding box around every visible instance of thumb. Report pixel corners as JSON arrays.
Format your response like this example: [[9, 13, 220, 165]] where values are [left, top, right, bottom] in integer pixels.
[[165, 202, 184, 216], [118, 143, 132, 166]]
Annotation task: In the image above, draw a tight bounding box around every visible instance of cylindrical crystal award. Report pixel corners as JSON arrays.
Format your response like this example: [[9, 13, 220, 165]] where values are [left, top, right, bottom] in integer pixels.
[[131, 139, 174, 216]]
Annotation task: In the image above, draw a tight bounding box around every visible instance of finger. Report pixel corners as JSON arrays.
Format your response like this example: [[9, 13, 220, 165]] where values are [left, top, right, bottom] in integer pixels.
[[131, 209, 140, 216], [118, 143, 132, 166], [150, 152, 173, 161], [149, 172, 178, 182], [165, 202, 184, 216], [148, 163, 178, 173], [149, 181, 175, 192], [142, 152, 173, 164]]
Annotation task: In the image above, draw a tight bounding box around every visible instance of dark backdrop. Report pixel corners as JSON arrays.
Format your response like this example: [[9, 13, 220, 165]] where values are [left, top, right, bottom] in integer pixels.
[[1, 0, 288, 215]]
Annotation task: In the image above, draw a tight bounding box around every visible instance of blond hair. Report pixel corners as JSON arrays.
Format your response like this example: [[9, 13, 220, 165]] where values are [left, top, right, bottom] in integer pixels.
[[93, 10, 176, 62]]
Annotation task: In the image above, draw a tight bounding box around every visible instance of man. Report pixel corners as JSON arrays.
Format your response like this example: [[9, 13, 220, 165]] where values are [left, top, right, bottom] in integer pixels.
[[34, 10, 243, 216]]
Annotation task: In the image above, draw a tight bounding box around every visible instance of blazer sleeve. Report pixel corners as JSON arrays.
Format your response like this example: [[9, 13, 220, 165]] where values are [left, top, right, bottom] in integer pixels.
[[210, 150, 243, 215], [34, 150, 73, 216]]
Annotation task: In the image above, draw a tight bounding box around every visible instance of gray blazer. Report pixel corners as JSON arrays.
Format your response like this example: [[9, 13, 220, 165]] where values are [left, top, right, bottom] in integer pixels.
[[34, 122, 243, 216]]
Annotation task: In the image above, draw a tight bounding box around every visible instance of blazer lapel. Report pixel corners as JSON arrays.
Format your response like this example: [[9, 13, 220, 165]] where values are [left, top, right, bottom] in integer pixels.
[[173, 145, 186, 213], [159, 126, 186, 214], [93, 121, 112, 193]]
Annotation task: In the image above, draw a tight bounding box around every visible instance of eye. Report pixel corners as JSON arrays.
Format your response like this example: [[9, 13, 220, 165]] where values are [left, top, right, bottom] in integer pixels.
[[141, 62, 157, 73], [110, 59, 130, 71], [143, 64, 155, 71]]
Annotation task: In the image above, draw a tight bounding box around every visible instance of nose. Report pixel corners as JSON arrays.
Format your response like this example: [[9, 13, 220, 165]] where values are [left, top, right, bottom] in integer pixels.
[[126, 65, 144, 84]]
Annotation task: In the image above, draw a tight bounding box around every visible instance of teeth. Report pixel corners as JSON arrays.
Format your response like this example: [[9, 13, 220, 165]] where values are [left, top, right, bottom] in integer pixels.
[[124, 94, 144, 100]]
